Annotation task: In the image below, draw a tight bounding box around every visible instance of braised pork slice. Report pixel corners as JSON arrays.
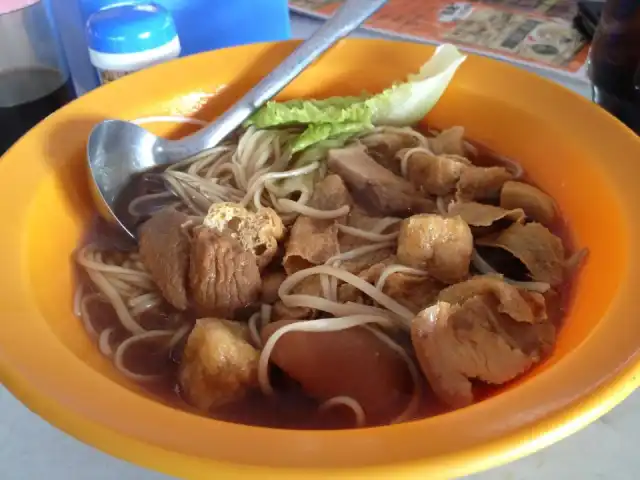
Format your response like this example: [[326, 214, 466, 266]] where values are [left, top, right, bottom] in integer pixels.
[[189, 228, 261, 318], [203, 203, 284, 270], [456, 166, 513, 202], [283, 174, 351, 274], [179, 318, 259, 412], [428, 126, 466, 156], [262, 320, 412, 424], [500, 181, 557, 226], [382, 272, 444, 313], [447, 202, 525, 236], [438, 275, 547, 324], [328, 144, 435, 216], [476, 223, 565, 286], [402, 149, 471, 196], [397, 214, 473, 284], [139, 207, 191, 310], [361, 129, 421, 174], [411, 296, 555, 408]]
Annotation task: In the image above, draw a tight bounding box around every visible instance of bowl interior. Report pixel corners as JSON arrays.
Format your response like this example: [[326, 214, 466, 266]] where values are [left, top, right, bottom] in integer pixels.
[[1, 40, 639, 479]]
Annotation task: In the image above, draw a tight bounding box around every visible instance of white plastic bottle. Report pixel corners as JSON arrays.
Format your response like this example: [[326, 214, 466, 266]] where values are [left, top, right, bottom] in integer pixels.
[[86, 3, 180, 85]]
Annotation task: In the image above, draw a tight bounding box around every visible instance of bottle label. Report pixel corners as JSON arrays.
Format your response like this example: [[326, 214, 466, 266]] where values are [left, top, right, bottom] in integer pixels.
[[97, 68, 134, 85]]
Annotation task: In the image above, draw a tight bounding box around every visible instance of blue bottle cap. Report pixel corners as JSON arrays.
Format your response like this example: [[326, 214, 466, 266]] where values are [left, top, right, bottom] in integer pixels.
[[87, 3, 178, 54]]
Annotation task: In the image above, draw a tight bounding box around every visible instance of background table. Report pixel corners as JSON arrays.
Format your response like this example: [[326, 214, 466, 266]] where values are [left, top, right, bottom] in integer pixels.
[[1, 12, 634, 480]]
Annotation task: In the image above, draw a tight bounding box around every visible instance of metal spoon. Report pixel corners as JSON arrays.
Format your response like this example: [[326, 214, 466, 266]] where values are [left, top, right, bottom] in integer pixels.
[[87, 0, 388, 238]]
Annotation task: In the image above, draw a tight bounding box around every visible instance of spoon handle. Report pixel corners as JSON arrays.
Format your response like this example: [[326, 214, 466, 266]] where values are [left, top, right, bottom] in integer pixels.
[[168, 0, 388, 160]]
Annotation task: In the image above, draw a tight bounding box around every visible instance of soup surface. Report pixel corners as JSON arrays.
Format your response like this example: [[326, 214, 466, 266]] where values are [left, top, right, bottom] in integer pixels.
[[75, 123, 584, 430]]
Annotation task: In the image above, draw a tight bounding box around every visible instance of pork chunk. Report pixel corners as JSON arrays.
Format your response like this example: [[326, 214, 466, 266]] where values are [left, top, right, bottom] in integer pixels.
[[139, 208, 191, 310], [328, 144, 434, 216], [411, 297, 555, 408], [262, 320, 412, 424], [179, 318, 259, 412], [500, 181, 557, 226], [189, 228, 261, 317]]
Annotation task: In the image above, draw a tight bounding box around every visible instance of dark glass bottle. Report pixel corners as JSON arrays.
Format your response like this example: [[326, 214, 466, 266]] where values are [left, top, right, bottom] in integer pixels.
[[588, 0, 640, 134]]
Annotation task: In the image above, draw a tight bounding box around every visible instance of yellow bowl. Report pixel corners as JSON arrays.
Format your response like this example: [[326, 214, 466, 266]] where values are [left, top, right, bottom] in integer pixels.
[[1, 39, 640, 479]]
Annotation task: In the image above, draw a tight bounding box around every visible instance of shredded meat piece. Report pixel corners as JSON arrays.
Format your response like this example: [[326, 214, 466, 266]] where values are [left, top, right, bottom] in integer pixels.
[[382, 272, 444, 313], [447, 201, 525, 236], [438, 275, 547, 324], [139, 207, 191, 310], [403, 149, 471, 196], [411, 296, 555, 408], [261, 270, 287, 304], [272, 276, 323, 322], [179, 318, 259, 411], [397, 214, 473, 284], [428, 127, 466, 156], [262, 320, 412, 424], [361, 131, 420, 174], [189, 228, 261, 318], [283, 175, 351, 274], [328, 144, 435, 216], [203, 203, 284, 270], [500, 181, 557, 226], [456, 166, 513, 202], [338, 259, 395, 303], [476, 223, 565, 286]]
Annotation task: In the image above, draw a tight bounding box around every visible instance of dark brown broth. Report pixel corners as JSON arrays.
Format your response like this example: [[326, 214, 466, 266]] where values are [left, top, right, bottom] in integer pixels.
[[76, 139, 581, 429]]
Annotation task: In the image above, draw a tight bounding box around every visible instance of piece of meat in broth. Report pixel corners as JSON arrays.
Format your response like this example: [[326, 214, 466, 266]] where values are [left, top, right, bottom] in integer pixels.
[[401, 149, 471, 196], [456, 165, 513, 202], [261, 320, 413, 424], [382, 272, 444, 314], [500, 181, 557, 226], [261, 270, 287, 304], [328, 144, 435, 216], [360, 130, 421, 174], [179, 318, 259, 412], [283, 174, 351, 274], [397, 214, 473, 284], [447, 202, 525, 236], [411, 283, 555, 409], [139, 207, 191, 310], [189, 227, 261, 318], [202, 203, 284, 271], [438, 275, 547, 324], [271, 276, 322, 322], [476, 223, 565, 286], [428, 126, 466, 156]]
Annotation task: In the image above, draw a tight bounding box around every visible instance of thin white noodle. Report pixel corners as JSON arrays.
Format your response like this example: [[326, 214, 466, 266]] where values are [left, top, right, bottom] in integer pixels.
[[98, 328, 115, 357], [279, 265, 415, 325], [169, 324, 192, 349], [258, 315, 392, 395], [326, 242, 395, 264], [128, 192, 176, 217], [369, 217, 402, 234], [277, 200, 350, 219], [260, 304, 272, 329], [240, 162, 320, 207], [113, 330, 174, 381], [375, 265, 429, 291], [133, 116, 207, 126], [79, 294, 100, 338], [319, 396, 366, 428], [337, 224, 399, 242], [471, 250, 551, 293], [73, 284, 84, 318], [248, 312, 262, 348]]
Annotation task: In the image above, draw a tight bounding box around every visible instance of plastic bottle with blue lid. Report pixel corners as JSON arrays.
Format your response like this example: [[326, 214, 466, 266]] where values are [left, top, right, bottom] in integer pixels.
[[87, 3, 180, 85]]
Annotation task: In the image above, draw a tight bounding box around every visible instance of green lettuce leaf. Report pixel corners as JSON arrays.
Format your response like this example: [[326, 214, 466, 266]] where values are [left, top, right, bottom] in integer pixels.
[[247, 96, 368, 128], [290, 122, 372, 152], [245, 44, 467, 151]]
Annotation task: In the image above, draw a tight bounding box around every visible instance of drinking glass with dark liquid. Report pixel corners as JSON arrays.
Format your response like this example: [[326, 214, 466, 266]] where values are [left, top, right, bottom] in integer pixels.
[[0, 0, 75, 155], [588, 0, 640, 134]]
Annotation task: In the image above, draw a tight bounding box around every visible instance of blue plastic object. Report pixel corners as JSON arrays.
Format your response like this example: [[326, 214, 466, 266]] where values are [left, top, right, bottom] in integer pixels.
[[80, 0, 291, 56], [87, 4, 178, 54]]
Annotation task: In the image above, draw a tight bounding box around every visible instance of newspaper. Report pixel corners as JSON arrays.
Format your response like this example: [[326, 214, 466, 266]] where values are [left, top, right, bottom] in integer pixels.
[[289, 0, 590, 81]]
